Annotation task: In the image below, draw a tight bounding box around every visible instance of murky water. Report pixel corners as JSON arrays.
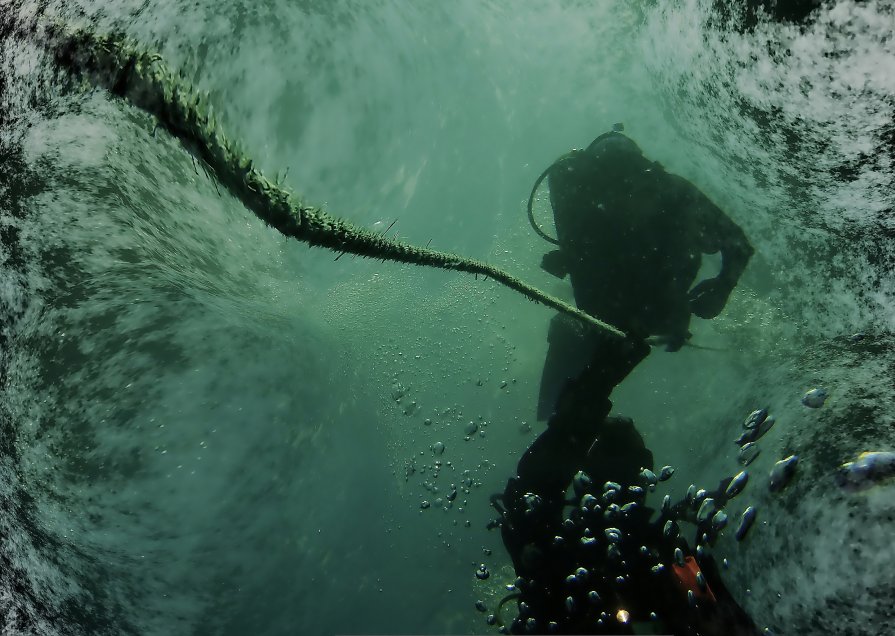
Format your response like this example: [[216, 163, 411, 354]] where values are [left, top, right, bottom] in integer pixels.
[[0, 1, 893, 634]]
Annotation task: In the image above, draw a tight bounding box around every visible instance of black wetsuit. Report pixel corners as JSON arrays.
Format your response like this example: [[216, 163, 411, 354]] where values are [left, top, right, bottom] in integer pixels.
[[537, 132, 753, 420]]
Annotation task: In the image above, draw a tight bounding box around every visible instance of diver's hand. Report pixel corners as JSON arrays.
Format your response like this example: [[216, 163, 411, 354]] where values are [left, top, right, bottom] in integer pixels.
[[540, 250, 568, 278], [688, 277, 733, 319]]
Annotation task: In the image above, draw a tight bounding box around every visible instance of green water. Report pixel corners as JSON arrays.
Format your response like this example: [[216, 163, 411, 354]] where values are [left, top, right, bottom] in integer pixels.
[[0, 1, 892, 634]]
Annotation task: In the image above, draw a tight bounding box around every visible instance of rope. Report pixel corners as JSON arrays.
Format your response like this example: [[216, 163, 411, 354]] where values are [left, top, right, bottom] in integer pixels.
[[36, 22, 627, 339]]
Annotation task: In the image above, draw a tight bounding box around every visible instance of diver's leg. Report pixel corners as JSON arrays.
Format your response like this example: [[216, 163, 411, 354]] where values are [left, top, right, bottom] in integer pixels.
[[497, 335, 649, 580], [537, 313, 594, 421], [530, 334, 652, 486], [496, 417, 604, 582], [525, 335, 649, 502], [551, 334, 651, 435]]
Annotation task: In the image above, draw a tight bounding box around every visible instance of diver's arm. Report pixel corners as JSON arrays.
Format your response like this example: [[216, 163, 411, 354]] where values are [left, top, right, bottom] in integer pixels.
[[709, 212, 753, 289], [689, 185, 753, 286], [681, 180, 754, 319]]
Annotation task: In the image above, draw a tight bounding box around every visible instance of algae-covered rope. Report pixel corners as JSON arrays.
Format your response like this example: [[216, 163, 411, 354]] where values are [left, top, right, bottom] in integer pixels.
[[35, 22, 626, 339]]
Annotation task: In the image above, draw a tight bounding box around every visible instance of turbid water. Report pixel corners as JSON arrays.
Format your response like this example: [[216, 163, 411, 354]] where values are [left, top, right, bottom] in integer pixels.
[[0, 1, 893, 634]]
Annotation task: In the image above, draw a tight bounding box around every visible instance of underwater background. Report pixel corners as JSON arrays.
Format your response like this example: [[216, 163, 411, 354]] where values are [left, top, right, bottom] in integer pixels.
[[0, 0, 893, 634]]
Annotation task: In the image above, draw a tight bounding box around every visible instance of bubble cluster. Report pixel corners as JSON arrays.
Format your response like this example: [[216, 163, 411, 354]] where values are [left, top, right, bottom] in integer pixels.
[[494, 466, 747, 634]]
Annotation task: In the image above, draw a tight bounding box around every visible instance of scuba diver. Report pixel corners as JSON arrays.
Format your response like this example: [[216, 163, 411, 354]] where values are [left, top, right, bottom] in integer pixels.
[[531, 124, 754, 420], [485, 127, 758, 634]]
